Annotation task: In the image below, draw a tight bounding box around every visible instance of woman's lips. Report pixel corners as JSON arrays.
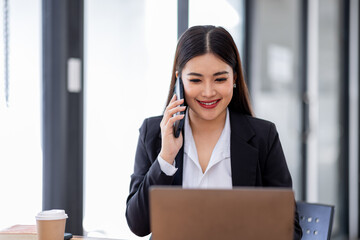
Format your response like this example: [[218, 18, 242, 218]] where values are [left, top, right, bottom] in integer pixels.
[[196, 99, 221, 109]]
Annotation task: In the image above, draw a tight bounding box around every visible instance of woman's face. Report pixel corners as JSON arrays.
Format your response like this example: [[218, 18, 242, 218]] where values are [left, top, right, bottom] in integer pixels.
[[180, 53, 235, 123]]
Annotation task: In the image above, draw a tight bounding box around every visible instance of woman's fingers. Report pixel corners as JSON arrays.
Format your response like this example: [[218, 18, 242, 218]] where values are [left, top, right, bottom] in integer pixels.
[[166, 113, 185, 128], [166, 95, 184, 110], [167, 105, 186, 117], [159, 94, 185, 163], [161, 112, 185, 132], [161, 95, 185, 127], [165, 100, 184, 118], [163, 105, 186, 130]]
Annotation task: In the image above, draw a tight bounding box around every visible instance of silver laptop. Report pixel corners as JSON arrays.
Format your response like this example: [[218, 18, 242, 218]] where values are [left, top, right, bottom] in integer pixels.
[[149, 187, 294, 240]]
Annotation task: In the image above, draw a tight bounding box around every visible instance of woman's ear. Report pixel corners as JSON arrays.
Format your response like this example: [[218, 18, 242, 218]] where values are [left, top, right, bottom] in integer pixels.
[[233, 72, 237, 84], [175, 71, 179, 78]]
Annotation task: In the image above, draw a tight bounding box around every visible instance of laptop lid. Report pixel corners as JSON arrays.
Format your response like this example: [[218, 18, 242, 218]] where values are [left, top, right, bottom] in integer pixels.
[[149, 187, 294, 240]]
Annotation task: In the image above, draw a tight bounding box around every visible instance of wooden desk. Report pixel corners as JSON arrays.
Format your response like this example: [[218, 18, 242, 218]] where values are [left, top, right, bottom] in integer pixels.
[[73, 237, 123, 240], [0, 235, 121, 240], [74, 237, 121, 240], [0, 225, 122, 240], [0, 236, 120, 240]]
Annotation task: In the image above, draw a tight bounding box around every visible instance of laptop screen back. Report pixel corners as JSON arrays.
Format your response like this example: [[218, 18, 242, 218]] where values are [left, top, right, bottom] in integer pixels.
[[149, 187, 294, 240]]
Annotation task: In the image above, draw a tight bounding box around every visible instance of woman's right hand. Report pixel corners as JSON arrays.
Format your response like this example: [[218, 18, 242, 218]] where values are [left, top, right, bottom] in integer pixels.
[[159, 94, 186, 165]]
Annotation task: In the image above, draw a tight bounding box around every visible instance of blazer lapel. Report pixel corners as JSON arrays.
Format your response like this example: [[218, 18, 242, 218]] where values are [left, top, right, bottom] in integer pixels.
[[230, 111, 259, 187]]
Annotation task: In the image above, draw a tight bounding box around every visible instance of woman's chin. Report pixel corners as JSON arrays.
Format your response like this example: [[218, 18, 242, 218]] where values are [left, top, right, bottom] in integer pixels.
[[188, 107, 226, 122]]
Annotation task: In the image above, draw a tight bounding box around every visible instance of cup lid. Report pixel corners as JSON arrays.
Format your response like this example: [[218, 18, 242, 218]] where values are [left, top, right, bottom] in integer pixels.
[[36, 209, 68, 220]]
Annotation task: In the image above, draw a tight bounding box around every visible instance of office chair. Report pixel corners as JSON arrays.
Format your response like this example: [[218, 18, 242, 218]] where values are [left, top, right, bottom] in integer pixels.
[[296, 201, 335, 240]]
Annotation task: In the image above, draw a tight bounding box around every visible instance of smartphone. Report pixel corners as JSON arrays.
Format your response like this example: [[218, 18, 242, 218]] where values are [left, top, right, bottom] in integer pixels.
[[173, 77, 185, 138]]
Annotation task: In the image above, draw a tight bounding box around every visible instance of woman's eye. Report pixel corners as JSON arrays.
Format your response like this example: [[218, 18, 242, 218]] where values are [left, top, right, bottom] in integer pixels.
[[216, 78, 228, 82], [189, 79, 201, 83]]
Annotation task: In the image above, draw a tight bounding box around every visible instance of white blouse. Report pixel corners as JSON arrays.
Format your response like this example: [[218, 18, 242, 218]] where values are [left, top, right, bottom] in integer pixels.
[[158, 108, 232, 189]]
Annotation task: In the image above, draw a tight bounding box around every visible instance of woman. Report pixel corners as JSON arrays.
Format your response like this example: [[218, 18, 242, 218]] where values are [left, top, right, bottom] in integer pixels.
[[126, 25, 302, 239]]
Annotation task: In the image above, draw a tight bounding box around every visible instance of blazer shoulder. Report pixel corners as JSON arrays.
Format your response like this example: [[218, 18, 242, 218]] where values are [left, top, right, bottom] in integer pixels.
[[244, 115, 276, 131], [230, 111, 277, 142], [243, 115, 280, 149], [139, 115, 162, 142], [143, 115, 162, 125]]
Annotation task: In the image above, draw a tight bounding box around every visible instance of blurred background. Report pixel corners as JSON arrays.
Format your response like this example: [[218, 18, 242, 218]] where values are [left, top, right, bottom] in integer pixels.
[[0, 0, 358, 239]]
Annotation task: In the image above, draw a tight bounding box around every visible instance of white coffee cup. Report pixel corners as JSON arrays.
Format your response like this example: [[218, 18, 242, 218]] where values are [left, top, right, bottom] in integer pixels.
[[35, 209, 68, 240]]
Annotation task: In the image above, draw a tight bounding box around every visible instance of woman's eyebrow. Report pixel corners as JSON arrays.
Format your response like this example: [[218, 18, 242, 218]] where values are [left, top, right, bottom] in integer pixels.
[[187, 71, 229, 77], [187, 72, 203, 76], [213, 71, 229, 76]]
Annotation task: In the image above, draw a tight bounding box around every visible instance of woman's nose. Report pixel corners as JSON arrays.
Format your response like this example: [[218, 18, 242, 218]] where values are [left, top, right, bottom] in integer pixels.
[[201, 82, 216, 97]]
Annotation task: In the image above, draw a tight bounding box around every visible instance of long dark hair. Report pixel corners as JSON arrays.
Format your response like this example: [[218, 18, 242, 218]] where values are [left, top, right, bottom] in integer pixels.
[[165, 25, 253, 116]]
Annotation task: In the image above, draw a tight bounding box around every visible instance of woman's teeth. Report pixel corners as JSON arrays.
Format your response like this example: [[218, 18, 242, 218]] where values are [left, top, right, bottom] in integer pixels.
[[200, 100, 218, 105]]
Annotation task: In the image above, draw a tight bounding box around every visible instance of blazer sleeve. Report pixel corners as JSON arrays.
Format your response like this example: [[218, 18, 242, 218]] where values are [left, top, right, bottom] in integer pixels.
[[263, 123, 302, 240], [125, 118, 175, 237]]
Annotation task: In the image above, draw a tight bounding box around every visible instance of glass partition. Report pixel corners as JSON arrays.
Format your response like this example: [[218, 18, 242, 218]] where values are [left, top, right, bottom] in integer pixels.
[[251, 0, 345, 237], [250, 0, 302, 198], [318, 0, 342, 236]]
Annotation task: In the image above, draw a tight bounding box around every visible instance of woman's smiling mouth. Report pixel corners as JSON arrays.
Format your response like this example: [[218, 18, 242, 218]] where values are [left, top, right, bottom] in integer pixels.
[[196, 99, 221, 109]]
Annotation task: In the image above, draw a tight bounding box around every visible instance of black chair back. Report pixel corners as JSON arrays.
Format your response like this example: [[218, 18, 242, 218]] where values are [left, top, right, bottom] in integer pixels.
[[297, 201, 335, 240]]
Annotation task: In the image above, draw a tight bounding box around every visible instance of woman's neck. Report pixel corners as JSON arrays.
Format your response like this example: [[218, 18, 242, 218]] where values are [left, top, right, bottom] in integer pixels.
[[188, 109, 227, 135]]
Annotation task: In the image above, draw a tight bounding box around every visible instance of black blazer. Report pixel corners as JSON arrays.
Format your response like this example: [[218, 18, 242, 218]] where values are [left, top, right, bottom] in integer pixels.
[[126, 110, 302, 239]]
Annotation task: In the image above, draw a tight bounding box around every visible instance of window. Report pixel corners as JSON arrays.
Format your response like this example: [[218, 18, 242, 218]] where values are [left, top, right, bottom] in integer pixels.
[[84, 0, 177, 238], [0, 0, 42, 229]]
